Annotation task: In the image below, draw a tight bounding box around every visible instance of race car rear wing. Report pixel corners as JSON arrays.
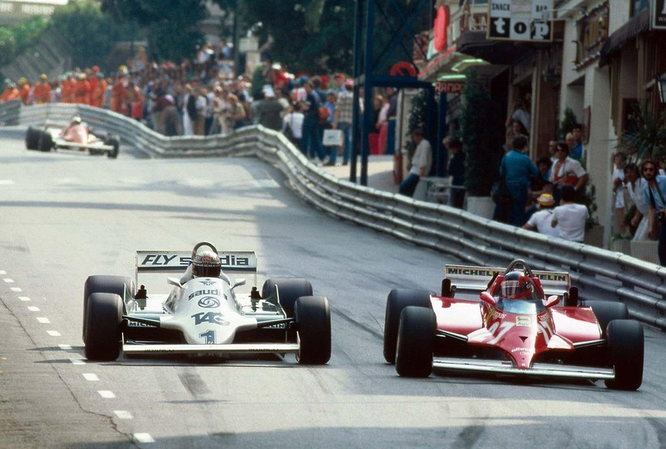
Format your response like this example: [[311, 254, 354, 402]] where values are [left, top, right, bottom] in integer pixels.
[[444, 264, 570, 296], [136, 251, 257, 273]]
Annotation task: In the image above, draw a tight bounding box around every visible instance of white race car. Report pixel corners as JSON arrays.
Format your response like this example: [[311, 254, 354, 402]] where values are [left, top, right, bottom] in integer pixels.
[[82, 242, 331, 364], [25, 120, 119, 158]]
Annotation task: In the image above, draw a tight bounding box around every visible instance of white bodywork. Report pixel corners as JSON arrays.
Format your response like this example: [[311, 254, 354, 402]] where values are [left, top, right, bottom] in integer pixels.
[[123, 250, 298, 356], [44, 120, 115, 153]]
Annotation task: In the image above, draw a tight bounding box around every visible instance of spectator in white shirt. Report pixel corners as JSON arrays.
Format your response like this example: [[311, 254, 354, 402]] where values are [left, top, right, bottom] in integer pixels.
[[551, 185, 589, 242], [399, 129, 432, 197], [522, 193, 559, 237]]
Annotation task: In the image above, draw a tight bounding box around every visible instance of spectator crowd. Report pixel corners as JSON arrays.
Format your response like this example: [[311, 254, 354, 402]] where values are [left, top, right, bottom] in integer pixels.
[[0, 43, 401, 168]]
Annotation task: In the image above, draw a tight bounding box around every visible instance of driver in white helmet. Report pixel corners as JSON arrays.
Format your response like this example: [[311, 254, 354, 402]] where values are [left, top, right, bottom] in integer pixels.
[[61, 115, 87, 144], [180, 248, 231, 284]]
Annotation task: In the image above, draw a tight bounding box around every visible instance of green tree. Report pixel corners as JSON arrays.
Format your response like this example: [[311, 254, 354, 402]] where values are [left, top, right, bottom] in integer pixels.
[[50, 1, 132, 70], [0, 17, 48, 67], [101, 0, 208, 62]]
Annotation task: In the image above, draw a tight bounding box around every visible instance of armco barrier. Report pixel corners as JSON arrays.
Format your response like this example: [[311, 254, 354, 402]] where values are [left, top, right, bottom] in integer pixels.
[[3, 101, 666, 331]]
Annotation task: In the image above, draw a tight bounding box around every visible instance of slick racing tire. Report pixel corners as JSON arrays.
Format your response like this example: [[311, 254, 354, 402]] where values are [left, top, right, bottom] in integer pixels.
[[383, 289, 432, 364], [106, 137, 120, 159], [604, 319, 644, 391], [25, 127, 40, 150], [37, 131, 53, 152], [583, 300, 628, 337], [295, 296, 331, 365], [395, 306, 436, 378], [261, 278, 313, 318], [83, 275, 134, 343], [84, 292, 123, 361]]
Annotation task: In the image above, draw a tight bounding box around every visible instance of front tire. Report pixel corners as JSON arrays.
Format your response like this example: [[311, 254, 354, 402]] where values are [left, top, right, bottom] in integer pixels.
[[295, 296, 331, 365], [83, 275, 133, 343], [395, 306, 436, 377], [37, 131, 53, 152], [106, 137, 119, 158], [604, 319, 644, 390], [84, 293, 123, 361], [383, 289, 432, 363]]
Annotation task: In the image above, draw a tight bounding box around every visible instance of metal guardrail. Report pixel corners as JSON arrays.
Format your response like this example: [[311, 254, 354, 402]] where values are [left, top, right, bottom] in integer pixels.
[[3, 101, 666, 331]]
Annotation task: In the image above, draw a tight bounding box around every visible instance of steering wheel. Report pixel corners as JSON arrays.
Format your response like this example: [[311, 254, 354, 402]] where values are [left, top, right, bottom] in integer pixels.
[[191, 241, 218, 259], [503, 259, 535, 278]]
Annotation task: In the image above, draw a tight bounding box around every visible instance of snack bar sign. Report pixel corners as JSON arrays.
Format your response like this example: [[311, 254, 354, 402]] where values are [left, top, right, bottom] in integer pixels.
[[487, 0, 553, 42]]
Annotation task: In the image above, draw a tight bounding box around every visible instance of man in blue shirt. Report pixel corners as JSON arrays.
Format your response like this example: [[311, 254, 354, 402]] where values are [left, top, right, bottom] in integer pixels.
[[499, 135, 539, 226], [642, 159, 666, 265]]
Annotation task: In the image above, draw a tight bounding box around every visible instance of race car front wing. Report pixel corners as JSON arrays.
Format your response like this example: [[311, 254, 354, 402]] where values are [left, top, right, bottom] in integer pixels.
[[122, 341, 300, 355], [432, 357, 615, 380]]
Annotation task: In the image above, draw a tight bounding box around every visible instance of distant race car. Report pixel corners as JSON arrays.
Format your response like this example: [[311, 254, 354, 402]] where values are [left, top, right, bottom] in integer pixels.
[[384, 259, 644, 390], [83, 242, 331, 364], [25, 119, 119, 158]]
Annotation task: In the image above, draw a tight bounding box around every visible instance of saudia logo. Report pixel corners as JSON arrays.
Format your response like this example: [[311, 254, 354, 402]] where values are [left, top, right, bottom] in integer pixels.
[[189, 289, 220, 300], [141, 254, 251, 267], [192, 312, 230, 326]]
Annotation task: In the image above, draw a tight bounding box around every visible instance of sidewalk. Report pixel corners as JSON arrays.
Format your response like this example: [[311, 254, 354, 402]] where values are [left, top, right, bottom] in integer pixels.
[[321, 155, 399, 194]]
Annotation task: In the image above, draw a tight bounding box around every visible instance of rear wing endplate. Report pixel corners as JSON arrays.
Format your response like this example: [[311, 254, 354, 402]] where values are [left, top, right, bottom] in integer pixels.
[[444, 264, 570, 296]]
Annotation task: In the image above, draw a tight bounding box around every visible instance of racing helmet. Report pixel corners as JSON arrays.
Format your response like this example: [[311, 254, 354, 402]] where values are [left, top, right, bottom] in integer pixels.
[[71, 115, 82, 124], [500, 271, 531, 300], [192, 250, 221, 278]]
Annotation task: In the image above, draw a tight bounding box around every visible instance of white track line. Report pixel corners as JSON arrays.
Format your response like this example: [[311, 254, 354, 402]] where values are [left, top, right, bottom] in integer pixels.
[[46, 330, 61, 337], [114, 410, 133, 420], [70, 358, 85, 365], [18, 296, 30, 301], [36, 317, 50, 324], [82, 373, 99, 381], [10, 287, 22, 292], [134, 433, 155, 443], [3, 278, 14, 283], [58, 344, 72, 350], [27, 306, 40, 312], [98, 390, 115, 399]]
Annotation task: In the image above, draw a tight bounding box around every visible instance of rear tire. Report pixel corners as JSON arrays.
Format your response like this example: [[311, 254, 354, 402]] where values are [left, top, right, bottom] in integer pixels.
[[604, 319, 644, 390], [583, 300, 628, 337], [383, 289, 432, 363], [84, 293, 123, 361], [83, 276, 133, 343], [395, 306, 436, 377], [261, 278, 313, 318], [25, 127, 40, 150], [37, 131, 53, 152], [295, 296, 331, 365]]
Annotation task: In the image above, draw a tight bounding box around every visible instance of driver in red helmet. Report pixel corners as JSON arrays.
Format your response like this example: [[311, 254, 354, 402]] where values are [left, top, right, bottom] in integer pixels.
[[499, 271, 532, 300]]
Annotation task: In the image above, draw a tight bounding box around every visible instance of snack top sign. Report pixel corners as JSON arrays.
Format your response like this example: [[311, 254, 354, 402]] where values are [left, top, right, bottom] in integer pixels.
[[487, 0, 553, 42]]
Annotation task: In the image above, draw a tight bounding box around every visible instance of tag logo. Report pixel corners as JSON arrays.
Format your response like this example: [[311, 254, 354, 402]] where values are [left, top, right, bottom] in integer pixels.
[[192, 312, 229, 326]]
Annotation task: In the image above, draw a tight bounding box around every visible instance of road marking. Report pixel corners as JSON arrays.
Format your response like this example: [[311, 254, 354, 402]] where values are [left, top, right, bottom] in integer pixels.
[[3, 278, 14, 283], [36, 317, 50, 324], [0, 180, 14, 185], [27, 306, 40, 312], [46, 330, 61, 337], [58, 344, 72, 350], [18, 296, 30, 301], [114, 410, 133, 420], [10, 287, 21, 292], [98, 390, 115, 399], [134, 433, 155, 443], [70, 358, 85, 365], [0, 270, 6, 275], [82, 373, 99, 381]]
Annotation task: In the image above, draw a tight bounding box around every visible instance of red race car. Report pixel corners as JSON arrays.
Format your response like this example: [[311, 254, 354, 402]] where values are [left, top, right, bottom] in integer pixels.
[[384, 259, 644, 390]]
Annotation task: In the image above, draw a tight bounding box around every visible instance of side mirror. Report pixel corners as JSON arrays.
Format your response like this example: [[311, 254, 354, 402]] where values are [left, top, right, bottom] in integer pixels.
[[232, 278, 246, 289], [167, 277, 182, 288], [480, 291, 497, 307], [545, 295, 560, 308]]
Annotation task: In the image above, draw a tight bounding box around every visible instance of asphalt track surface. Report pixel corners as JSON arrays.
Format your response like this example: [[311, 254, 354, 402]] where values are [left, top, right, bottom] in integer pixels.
[[1, 127, 666, 448]]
